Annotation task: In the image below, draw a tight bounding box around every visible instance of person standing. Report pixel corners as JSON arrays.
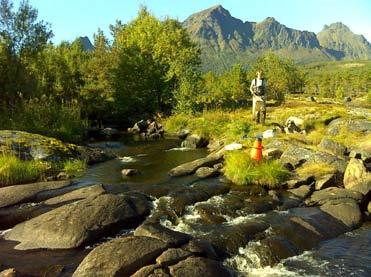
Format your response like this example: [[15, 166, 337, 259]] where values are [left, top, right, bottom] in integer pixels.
[[250, 70, 267, 124]]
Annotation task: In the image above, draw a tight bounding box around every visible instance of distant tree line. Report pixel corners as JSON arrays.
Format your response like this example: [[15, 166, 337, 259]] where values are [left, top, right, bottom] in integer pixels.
[[0, 1, 369, 142]]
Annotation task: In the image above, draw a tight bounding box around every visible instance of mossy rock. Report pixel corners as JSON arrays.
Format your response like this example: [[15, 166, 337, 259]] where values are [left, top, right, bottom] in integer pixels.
[[0, 130, 82, 162]]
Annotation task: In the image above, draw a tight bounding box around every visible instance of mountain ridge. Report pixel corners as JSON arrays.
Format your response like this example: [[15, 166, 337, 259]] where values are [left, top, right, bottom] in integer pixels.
[[183, 5, 371, 71]]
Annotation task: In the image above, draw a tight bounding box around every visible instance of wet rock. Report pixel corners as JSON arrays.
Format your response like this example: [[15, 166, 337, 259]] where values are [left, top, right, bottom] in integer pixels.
[[156, 248, 192, 267], [169, 150, 224, 177], [5, 194, 142, 250], [320, 199, 362, 229], [200, 221, 269, 256], [288, 185, 313, 199], [44, 184, 106, 205], [177, 129, 190, 140], [0, 180, 71, 208], [318, 138, 346, 157], [134, 223, 192, 247], [122, 168, 139, 177], [343, 158, 371, 195], [0, 268, 18, 277], [73, 236, 167, 277], [183, 238, 218, 259], [195, 204, 227, 224], [278, 196, 301, 210], [82, 146, 115, 165], [263, 148, 283, 159], [284, 176, 315, 189], [280, 146, 314, 168], [315, 173, 339, 190], [195, 167, 219, 179], [169, 257, 232, 277], [305, 187, 363, 206], [181, 134, 208, 149]]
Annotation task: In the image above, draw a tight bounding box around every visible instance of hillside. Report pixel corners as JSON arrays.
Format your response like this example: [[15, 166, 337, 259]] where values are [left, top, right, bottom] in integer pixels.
[[183, 5, 371, 72]]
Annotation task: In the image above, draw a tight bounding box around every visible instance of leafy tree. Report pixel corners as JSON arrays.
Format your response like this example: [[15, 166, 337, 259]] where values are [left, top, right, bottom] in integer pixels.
[[112, 7, 201, 117]]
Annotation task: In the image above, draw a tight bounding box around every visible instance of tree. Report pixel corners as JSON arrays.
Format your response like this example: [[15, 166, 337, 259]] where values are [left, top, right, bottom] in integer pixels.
[[247, 52, 305, 103], [112, 7, 201, 117], [0, 0, 52, 104]]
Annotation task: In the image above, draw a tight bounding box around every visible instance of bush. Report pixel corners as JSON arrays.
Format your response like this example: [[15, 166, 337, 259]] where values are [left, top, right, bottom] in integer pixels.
[[224, 151, 290, 188], [0, 155, 48, 186], [0, 96, 88, 143], [62, 159, 86, 177]]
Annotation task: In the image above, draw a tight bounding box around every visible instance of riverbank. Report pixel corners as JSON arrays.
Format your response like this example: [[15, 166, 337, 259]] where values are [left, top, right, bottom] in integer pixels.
[[0, 96, 370, 276]]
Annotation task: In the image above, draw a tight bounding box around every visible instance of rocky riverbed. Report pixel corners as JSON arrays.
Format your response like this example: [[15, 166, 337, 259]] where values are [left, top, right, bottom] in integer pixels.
[[0, 119, 370, 276]]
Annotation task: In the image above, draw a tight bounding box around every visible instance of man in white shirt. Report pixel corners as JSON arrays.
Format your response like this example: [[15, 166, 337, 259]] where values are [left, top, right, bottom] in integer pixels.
[[249, 70, 267, 124]]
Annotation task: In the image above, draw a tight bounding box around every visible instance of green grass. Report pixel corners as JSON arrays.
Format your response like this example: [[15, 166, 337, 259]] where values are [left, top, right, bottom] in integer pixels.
[[62, 159, 86, 177], [224, 151, 291, 188], [296, 162, 337, 178], [0, 155, 48, 186]]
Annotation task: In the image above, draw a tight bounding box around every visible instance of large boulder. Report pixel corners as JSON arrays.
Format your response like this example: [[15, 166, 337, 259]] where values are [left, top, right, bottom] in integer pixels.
[[318, 138, 346, 157], [288, 185, 313, 199], [327, 118, 371, 136], [181, 134, 208, 149], [169, 150, 224, 177], [43, 184, 105, 205], [343, 158, 371, 195], [0, 180, 71, 208], [73, 236, 167, 277], [320, 199, 362, 229], [168, 257, 232, 277], [4, 194, 147, 250], [305, 187, 363, 206], [156, 248, 192, 267], [280, 146, 314, 168]]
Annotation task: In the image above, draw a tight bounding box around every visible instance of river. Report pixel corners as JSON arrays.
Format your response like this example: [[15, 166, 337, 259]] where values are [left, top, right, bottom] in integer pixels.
[[0, 136, 370, 276]]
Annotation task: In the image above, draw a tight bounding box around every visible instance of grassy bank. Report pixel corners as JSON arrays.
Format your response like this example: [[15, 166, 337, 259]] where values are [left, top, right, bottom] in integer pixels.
[[164, 97, 368, 147], [0, 155, 86, 186]]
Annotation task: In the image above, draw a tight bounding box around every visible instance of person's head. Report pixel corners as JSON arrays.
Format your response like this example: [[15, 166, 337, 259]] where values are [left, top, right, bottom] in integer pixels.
[[256, 70, 263, 79]]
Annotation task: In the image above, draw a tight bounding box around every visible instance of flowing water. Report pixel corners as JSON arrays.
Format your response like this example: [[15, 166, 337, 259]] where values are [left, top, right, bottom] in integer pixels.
[[0, 136, 370, 276]]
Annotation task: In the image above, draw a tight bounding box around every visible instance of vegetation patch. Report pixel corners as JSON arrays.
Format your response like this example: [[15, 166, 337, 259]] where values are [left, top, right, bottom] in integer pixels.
[[296, 162, 337, 178], [224, 151, 290, 188], [62, 159, 86, 177], [0, 155, 48, 186]]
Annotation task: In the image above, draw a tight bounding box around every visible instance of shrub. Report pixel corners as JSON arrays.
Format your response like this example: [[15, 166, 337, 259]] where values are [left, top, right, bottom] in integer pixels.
[[224, 151, 290, 188], [62, 159, 86, 177], [0, 155, 48, 186]]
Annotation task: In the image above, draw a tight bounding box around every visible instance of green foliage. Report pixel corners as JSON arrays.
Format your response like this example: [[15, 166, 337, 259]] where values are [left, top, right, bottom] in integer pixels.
[[112, 7, 201, 116], [0, 155, 48, 186], [0, 96, 88, 143], [224, 151, 290, 188], [62, 159, 86, 177]]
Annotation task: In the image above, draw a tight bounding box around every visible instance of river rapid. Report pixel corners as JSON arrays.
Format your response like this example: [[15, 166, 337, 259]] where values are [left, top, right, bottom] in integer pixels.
[[0, 136, 370, 276]]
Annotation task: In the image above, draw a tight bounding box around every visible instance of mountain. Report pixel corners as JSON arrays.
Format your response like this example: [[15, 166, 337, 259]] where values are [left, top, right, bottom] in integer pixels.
[[79, 36, 94, 51], [183, 5, 371, 71], [317, 22, 371, 60]]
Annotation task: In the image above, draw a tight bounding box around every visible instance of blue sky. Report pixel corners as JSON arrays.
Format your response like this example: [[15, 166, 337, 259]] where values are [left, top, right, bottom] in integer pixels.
[[16, 0, 371, 43]]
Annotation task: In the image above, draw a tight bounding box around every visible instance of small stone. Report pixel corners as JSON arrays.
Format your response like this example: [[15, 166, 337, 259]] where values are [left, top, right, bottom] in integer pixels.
[[122, 169, 139, 176], [195, 167, 219, 179], [263, 148, 283, 159], [213, 163, 224, 170], [57, 172, 69, 180], [288, 185, 313, 199]]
